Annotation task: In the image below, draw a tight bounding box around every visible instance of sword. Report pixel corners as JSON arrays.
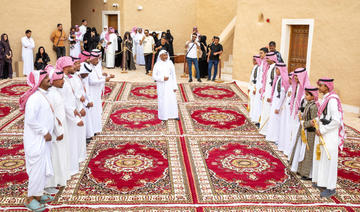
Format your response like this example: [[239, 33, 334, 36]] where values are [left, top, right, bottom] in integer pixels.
[[312, 119, 331, 160]]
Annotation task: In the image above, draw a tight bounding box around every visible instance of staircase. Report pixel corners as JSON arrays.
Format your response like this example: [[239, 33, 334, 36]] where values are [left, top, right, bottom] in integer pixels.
[[221, 54, 233, 81]]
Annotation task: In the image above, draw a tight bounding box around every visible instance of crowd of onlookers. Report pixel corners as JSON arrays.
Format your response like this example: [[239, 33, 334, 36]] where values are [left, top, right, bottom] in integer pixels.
[[0, 20, 224, 81]]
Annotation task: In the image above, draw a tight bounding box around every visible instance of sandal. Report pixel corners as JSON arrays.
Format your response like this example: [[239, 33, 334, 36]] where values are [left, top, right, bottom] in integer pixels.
[[39, 195, 54, 204], [24, 199, 46, 211]]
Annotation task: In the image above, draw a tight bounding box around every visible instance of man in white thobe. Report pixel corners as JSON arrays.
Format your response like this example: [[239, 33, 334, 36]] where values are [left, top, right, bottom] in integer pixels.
[[134, 28, 145, 65], [251, 48, 268, 127], [248, 55, 259, 122], [20, 70, 55, 210], [71, 52, 92, 161], [312, 78, 345, 198], [79, 19, 87, 41], [266, 63, 288, 143], [44, 65, 71, 194], [78, 60, 95, 141], [21, 30, 35, 76], [152, 50, 178, 121], [105, 27, 118, 68], [259, 52, 278, 135], [89, 50, 113, 134], [56, 56, 84, 175]]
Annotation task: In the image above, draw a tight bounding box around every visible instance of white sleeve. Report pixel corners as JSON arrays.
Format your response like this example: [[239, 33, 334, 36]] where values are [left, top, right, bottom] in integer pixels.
[[89, 72, 106, 86], [24, 97, 48, 136], [248, 67, 255, 91], [21, 37, 30, 48], [171, 64, 178, 90], [53, 118, 64, 138], [152, 64, 164, 82], [320, 98, 341, 135], [276, 88, 286, 111], [30, 38, 35, 49]]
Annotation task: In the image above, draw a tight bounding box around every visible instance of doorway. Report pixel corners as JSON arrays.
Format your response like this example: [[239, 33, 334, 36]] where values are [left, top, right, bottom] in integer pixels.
[[288, 25, 309, 73], [280, 19, 314, 74], [102, 11, 121, 33], [108, 15, 118, 31]]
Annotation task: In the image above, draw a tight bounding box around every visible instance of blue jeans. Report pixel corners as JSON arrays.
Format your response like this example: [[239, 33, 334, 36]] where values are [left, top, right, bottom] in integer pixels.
[[208, 59, 219, 80], [186, 57, 200, 80]]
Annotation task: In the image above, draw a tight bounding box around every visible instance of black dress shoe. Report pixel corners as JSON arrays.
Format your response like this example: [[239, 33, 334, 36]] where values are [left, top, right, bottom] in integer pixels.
[[301, 176, 312, 181], [188, 79, 193, 82], [197, 79, 202, 82]]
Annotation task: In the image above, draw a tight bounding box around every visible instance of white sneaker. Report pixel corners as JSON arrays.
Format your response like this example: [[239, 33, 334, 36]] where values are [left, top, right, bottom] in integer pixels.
[[44, 187, 59, 194]]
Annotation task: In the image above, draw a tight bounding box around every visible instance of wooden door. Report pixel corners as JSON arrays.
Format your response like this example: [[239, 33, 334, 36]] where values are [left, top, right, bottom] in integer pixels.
[[108, 15, 118, 31], [288, 25, 309, 73]]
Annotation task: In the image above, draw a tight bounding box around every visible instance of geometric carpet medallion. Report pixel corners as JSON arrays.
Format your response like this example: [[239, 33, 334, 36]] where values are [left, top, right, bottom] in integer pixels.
[[57, 136, 191, 204], [186, 136, 335, 203]]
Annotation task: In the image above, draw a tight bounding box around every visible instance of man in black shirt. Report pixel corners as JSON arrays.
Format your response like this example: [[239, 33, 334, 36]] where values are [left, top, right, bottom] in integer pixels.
[[207, 36, 223, 81], [269, 41, 284, 63], [154, 38, 170, 63]]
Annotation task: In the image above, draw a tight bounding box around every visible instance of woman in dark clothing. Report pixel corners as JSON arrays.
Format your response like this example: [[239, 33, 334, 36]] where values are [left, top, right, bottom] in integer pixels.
[[199, 35, 208, 78], [0, 34, 13, 79], [115, 30, 123, 68], [34, 46, 50, 70], [152, 32, 159, 44], [84, 27, 100, 51], [165, 29, 175, 63], [122, 32, 136, 70], [83, 27, 92, 51]]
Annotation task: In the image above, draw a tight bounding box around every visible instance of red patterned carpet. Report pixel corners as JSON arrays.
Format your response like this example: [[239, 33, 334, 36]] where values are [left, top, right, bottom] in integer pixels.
[[0, 81, 360, 211]]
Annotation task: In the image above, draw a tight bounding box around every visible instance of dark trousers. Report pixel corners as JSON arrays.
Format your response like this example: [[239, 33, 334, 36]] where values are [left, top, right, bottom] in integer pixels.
[[144, 53, 153, 73], [56, 46, 66, 59], [208, 59, 219, 80]]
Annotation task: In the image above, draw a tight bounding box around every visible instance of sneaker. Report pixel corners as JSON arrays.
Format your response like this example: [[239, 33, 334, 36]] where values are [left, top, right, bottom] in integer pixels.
[[320, 189, 336, 198], [197, 79, 202, 82], [44, 187, 59, 194], [188, 79, 193, 82], [312, 183, 326, 189]]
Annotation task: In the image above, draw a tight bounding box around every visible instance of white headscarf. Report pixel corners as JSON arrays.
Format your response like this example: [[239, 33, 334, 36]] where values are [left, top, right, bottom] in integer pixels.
[[156, 50, 170, 63]]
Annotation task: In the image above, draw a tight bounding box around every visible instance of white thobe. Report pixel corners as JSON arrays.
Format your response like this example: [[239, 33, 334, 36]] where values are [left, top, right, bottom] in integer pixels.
[[278, 87, 292, 153], [63, 76, 83, 175], [88, 63, 105, 134], [259, 63, 276, 135], [266, 77, 285, 143], [24, 89, 54, 197], [79, 25, 87, 41], [285, 86, 306, 159], [46, 87, 71, 187], [251, 61, 265, 123], [71, 71, 90, 161], [312, 95, 341, 190], [248, 65, 258, 121], [69, 34, 81, 58], [21, 36, 35, 76], [134, 33, 145, 65], [152, 60, 178, 120], [80, 74, 95, 139], [131, 32, 136, 56], [105, 33, 118, 68]]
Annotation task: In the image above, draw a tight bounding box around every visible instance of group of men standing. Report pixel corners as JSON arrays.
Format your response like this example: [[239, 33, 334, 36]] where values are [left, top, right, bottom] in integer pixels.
[[248, 42, 345, 198], [185, 27, 224, 82], [20, 50, 114, 211]]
